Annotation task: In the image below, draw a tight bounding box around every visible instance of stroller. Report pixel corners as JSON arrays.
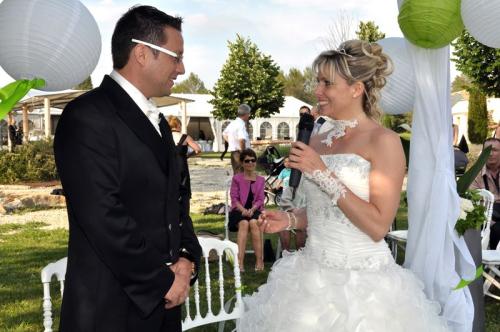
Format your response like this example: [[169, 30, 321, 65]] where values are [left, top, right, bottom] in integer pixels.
[[257, 146, 286, 205]]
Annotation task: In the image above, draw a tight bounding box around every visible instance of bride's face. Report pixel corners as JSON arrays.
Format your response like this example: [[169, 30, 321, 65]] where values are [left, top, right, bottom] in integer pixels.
[[314, 69, 359, 119]]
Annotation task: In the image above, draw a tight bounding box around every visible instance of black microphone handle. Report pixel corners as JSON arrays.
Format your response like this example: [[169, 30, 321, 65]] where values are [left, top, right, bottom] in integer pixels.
[[289, 128, 313, 191]]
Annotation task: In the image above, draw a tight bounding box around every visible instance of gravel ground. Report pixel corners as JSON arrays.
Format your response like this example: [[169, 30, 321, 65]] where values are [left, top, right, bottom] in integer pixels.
[[0, 158, 232, 229]]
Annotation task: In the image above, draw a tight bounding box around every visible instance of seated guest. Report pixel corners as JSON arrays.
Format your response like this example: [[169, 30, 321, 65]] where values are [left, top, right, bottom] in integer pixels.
[[470, 137, 500, 249], [229, 149, 265, 271]]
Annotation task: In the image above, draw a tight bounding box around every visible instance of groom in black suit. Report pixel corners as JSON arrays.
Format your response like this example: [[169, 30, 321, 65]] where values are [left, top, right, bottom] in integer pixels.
[[54, 5, 201, 331]]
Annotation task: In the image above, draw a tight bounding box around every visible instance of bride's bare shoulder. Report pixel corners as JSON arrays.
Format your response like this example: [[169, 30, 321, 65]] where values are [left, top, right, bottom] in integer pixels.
[[368, 124, 404, 158]]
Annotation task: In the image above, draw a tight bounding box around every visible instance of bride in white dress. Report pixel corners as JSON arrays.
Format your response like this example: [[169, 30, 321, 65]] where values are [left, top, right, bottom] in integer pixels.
[[237, 40, 449, 331]]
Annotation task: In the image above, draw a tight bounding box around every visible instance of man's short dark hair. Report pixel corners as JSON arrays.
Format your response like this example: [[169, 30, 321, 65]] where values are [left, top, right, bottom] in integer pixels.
[[112, 5, 183, 69], [484, 137, 500, 148], [299, 106, 311, 114]]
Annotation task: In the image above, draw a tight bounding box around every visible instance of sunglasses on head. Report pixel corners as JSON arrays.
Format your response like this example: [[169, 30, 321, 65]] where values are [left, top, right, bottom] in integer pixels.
[[243, 158, 256, 164]]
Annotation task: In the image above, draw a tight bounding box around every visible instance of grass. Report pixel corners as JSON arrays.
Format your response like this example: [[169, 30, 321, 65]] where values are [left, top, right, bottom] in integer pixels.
[[0, 210, 499, 331]]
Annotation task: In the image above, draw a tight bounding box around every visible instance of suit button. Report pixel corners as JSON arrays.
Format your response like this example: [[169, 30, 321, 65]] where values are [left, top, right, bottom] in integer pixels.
[[178, 196, 182, 202], [170, 250, 173, 256], [168, 224, 172, 231]]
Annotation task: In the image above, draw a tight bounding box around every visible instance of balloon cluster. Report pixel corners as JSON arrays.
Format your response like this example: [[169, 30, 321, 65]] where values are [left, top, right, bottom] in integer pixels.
[[380, 0, 499, 115]]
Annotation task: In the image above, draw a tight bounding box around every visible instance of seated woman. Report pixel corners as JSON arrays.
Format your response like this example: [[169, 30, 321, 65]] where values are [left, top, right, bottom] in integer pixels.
[[167, 116, 202, 198], [229, 149, 266, 271]]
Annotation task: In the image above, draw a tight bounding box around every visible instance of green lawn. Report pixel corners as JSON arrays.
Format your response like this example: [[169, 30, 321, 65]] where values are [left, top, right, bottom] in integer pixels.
[[0, 210, 499, 331]]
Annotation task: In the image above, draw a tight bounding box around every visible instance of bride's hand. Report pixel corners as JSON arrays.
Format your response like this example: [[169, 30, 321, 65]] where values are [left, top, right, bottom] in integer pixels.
[[289, 141, 327, 174], [258, 210, 289, 233]]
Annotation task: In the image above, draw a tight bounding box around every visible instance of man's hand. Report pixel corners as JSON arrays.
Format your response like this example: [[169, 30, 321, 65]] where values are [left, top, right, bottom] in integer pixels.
[[164, 258, 192, 309]]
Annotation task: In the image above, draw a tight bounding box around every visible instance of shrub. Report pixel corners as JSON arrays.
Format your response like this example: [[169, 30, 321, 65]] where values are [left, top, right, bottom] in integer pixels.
[[0, 139, 58, 184]]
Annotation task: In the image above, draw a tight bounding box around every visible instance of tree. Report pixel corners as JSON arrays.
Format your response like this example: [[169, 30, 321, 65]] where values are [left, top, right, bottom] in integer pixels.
[[451, 74, 472, 92], [74, 76, 93, 90], [355, 21, 385, 43], [279, 67, 316, 105], [172, 72, 208, 93], [452, 30, 500, 97], [325, 10, 356, 49], [467, 88, 488, 144], [210, 35, 284, 120]]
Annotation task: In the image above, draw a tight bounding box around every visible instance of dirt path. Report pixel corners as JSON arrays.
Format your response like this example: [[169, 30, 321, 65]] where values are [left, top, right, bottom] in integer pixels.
[[0, 158, 232, 229]]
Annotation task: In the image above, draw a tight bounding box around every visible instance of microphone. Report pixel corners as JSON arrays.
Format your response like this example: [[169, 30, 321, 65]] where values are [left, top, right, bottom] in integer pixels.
[[289, 113, 315, 198]]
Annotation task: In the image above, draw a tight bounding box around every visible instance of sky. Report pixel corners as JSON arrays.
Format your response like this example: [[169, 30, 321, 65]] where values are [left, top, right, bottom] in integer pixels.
[[0, 0, 460, 90]]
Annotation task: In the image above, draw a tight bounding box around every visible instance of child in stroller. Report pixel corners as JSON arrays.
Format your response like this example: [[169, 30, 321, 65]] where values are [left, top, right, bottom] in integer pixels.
[[257, 146, 286, 205]]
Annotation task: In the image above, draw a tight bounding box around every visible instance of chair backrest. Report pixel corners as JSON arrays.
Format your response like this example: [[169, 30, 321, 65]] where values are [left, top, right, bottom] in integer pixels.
[[182, 237, 243, 331], [41, 257, 67, 332], [477, 189, 495, 250]]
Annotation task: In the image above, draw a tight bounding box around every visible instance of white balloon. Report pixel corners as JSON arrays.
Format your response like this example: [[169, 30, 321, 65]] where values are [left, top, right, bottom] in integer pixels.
[[462, 0, 500, 48], [0, 0, 101, 91], [378, 37, 415, 115]]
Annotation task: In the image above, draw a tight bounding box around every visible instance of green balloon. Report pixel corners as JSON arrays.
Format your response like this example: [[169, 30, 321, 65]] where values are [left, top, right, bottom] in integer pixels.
[[0, 78, 45, 120], [398, 0, 464, 49]]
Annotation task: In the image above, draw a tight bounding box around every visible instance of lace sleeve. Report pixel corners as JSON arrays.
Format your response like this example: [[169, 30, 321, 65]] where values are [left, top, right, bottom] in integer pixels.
[[304, 168, 346, 205]]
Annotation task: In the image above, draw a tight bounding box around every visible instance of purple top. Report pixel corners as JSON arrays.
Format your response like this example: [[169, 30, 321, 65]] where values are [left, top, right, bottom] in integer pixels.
[[230, 173, 266, 211]]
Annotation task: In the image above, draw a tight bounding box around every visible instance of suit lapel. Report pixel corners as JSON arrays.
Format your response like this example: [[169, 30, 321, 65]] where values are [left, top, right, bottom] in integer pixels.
[[100, 76, 169, 174]]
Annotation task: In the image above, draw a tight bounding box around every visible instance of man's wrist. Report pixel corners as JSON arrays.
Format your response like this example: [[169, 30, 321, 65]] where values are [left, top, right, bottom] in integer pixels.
[[179, 249, 197, 279]]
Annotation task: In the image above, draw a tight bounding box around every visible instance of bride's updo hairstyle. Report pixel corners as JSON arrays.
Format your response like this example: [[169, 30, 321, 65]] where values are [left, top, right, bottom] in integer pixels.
[[312, 40, 393, 119]]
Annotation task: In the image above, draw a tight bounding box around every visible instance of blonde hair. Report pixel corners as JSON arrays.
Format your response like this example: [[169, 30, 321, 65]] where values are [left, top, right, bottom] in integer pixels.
[[167, 115, 181, 131], [312, 40, 393, 119]]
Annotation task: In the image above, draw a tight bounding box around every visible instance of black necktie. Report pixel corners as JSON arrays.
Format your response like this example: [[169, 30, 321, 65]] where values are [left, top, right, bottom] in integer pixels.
[[159, 113, 173, 143]]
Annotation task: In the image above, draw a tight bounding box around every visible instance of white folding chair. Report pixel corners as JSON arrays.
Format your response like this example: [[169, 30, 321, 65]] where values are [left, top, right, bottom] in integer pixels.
[[477, 189, 495, 250], [476, 189, 500, 300], [182, 237, 243, 331], [41, 257, 67, 332], [386, 229, 407, 259]]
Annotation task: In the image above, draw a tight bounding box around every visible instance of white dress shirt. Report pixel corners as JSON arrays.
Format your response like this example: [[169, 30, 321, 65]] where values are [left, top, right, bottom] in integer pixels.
[[109, 70, 162, 135], [223, 117, 250, 151]]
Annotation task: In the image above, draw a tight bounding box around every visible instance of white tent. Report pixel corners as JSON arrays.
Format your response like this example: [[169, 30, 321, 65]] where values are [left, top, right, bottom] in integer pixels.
[[160, 93, 312, 152]]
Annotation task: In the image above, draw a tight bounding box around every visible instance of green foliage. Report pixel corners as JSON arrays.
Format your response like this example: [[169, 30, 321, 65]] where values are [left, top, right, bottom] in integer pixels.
[[210, 35, 285, 120], [172, 72, 209, 94], [455, 190, 487, 236], [279, 67, 316, 105], [451, 74, 472, 93], [456, 145, 491, 195], [355, 21, 385, 42], [452, 30, 500, 97], [467, 88, 489, 144], [381, 113, 413, 133], [73, 76, 93, 90], [0, 139, 58, 184]]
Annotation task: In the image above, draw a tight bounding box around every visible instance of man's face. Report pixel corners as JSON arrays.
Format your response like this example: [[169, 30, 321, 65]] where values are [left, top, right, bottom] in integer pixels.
[[485, 140, 500, 169], [144, 27, 185, 97]]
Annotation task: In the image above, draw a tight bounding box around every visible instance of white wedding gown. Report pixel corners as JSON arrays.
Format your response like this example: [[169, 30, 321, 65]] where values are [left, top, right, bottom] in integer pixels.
[[238, 154, 449, 331]]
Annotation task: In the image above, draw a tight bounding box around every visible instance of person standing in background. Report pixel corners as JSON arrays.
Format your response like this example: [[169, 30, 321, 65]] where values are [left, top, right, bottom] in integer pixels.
[[222, 104, 251, 173], [168, 115, 201, 213]]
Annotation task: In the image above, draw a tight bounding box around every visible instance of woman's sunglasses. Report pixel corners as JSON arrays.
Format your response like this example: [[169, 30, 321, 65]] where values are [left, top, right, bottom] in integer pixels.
[[243, 158, 256, 164]]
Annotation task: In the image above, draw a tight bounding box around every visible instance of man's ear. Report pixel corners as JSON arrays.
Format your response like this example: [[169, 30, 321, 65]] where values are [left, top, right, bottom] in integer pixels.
[[131, 45, 147, 66]]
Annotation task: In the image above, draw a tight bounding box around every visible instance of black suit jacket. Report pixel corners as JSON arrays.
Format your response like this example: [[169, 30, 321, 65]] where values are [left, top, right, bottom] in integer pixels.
[[54, 76, 201, 331]]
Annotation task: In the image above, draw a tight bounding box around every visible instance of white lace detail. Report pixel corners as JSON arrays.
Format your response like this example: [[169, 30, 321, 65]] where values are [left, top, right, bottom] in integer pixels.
[[321, 119, 358, 147], [304, 168, 346, 205]]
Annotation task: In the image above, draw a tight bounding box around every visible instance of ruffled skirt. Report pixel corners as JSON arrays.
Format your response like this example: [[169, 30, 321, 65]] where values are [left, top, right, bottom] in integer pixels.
[[238, 250, 449, 331]]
